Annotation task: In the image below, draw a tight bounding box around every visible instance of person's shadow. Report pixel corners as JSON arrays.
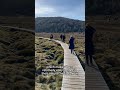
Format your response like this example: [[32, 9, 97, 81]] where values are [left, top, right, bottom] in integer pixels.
[[85, 23, 96, 66]]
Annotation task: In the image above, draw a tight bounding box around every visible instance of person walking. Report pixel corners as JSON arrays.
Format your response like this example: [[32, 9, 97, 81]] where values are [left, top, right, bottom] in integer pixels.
[[62, 34, 66, 42], [60, 34, 63, 41], [50, 34, 53, 39], [69, 36, 75, 54], [85, 23, 96, 65]]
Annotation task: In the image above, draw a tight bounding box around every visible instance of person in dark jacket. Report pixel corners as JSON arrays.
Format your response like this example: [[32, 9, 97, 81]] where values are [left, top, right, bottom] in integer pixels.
[[50, 34, 53, 39], [62, 34, 66, 42], [69, 36, 75, 54], [60, 34, 63, 41], [85, 23, 96, 65]]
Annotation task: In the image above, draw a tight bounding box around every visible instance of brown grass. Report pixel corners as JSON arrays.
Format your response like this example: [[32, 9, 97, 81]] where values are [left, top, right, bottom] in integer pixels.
[[36, 32, 85, 61]]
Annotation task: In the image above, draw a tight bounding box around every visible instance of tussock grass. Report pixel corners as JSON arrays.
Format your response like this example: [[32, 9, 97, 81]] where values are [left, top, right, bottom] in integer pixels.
[[0, 27, 35, 90], [35, 37, 64, 90], [93, 27, 120, 89]]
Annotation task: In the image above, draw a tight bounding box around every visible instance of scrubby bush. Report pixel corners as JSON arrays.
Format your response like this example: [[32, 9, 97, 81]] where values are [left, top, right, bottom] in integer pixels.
[[94, 32, 120, 89], [47, 76, 56, 83], [13, 81, 30, 90], [23, 71, 34, 79], [36, 66, 43, 75], [12, 41, 28, 50], [0, 29, 35, 90], [41, 84, 48, 90], [57, 55, 64, 64], [49, 83, 56, 90], [17, 49, 34, 56], [14, 75, 26, 82], [38, 76, 47, 83], [4, 56, 27, 64], [35, 38, 64, 89]]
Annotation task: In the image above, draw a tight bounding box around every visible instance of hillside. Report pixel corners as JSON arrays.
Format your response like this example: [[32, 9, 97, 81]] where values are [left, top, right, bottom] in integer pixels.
[[35, 17, 85, 33]]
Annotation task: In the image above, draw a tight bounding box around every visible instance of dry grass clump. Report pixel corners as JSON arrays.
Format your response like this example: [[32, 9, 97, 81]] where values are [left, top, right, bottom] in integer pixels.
[[94, 31, 120, 90], [35, 37, 64, 90], [0, 27, 35, 90], [36, 32, 85, 62]]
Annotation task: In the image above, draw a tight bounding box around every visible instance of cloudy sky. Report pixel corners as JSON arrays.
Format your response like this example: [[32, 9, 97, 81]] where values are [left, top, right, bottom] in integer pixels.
[[35, 0, 85, 21]]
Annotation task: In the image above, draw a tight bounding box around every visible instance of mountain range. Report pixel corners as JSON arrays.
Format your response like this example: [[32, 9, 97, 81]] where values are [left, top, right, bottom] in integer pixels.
[[35, 17, 85, 33]]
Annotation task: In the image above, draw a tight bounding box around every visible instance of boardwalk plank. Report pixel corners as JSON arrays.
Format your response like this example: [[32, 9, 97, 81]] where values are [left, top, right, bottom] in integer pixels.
[[54, 40, 85, 90]]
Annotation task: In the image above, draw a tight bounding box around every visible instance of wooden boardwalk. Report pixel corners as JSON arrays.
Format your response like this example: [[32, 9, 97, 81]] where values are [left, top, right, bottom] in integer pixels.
[[54, 39, 109, 90], [39, 38, 109, 90], [85, 60, 110, 90], [54, 40, 85, 90]]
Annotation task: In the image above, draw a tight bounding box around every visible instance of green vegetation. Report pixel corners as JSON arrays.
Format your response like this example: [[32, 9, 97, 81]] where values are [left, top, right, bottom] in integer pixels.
[[36, 17, 85, 33], [94, 31, 120, 90], [35, 37, 64, 90], [36, 33, 85, 63], [0, 27, 34, 90]]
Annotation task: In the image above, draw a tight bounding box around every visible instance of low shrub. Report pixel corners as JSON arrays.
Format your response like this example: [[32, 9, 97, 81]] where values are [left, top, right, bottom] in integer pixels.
[[38, 76, 47, 83], [17, 49, 34, 56], [47, 76, 56, 83], [49, 83, 56, 90], [57, 55, 64, 64]]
